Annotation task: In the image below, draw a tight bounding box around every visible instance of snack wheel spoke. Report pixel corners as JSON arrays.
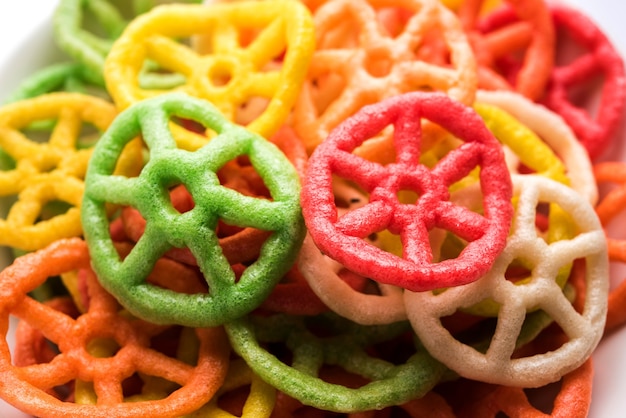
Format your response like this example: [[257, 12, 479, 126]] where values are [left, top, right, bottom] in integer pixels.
[[12, 356, 78, 392], [128, 347, 198, 388], [480, 20, 533, 55], [405, 175, 609, 387], [82, 93, 305, 327], [13, 297, 78, 372], [545, 230, 608, 267], [309, 49, 352, 73], [397, 60, 468, 93], [50, 106, 83, 147], [325, 152, 388, 191], [432, 201, 490, 241], [144, 34, 200, 78], [85, 174, 145, 207], [200, 184, 293, 231], [11, 296, 76, 346], [334, 201, 394, 239], [238, 16, 288, 67]]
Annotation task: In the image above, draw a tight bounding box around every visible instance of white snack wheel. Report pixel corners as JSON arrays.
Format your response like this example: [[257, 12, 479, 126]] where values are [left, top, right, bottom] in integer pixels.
[[405, 174, 608, 387]]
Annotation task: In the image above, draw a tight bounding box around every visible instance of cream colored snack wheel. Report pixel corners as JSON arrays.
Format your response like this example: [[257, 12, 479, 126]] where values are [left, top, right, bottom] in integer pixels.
[[405, 174, 609, 387]]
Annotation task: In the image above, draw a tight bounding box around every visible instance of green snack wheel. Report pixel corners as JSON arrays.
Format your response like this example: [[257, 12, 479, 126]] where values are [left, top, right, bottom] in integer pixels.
[[226, 296, 564, 412], [4, 62, 101, 103], [54, 0, 127, 85], [225, 313, 448, 412], [81, 92, 305, 327], [53, 0, 197, 87]]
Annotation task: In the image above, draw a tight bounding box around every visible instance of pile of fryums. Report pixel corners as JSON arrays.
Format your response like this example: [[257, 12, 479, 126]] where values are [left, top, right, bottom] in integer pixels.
[[0, 0, 624, 417]]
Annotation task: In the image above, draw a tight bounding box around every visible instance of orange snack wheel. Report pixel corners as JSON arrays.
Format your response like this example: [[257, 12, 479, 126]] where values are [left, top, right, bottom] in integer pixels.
[[0, 238, 230, 418], [292, 0, 477, 155]]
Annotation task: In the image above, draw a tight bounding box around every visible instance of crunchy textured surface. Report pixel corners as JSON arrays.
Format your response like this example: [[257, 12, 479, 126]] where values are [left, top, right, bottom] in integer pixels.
[[0, 92, 118, 251]]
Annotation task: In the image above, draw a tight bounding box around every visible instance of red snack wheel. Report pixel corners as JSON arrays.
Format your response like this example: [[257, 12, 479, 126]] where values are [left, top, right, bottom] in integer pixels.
[[302, 91, 513, 292], [541, 3, 626, 160]]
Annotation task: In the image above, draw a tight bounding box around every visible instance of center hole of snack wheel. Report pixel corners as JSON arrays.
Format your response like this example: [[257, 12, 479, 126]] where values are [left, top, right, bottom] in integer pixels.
[[208, 61, 234, 87], [504, 259, 534, 284], [397, 189, 419, 204], [37, 200, 73, 221], [364, 47, 394, 78], [86, 337, 122, 358]]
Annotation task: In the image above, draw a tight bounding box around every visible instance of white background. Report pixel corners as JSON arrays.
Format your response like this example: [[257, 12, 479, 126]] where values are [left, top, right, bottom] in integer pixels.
[[0, 0, 624, 417]]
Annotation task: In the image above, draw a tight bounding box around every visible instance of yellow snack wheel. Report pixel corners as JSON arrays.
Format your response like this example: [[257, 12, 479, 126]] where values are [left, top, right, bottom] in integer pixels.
[[0, 93, 117, 251], [104, 1, 315, 146]]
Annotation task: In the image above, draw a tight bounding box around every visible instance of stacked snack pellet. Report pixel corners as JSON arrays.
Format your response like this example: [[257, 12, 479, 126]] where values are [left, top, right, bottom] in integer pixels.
[[0, 0, 624, 416]]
